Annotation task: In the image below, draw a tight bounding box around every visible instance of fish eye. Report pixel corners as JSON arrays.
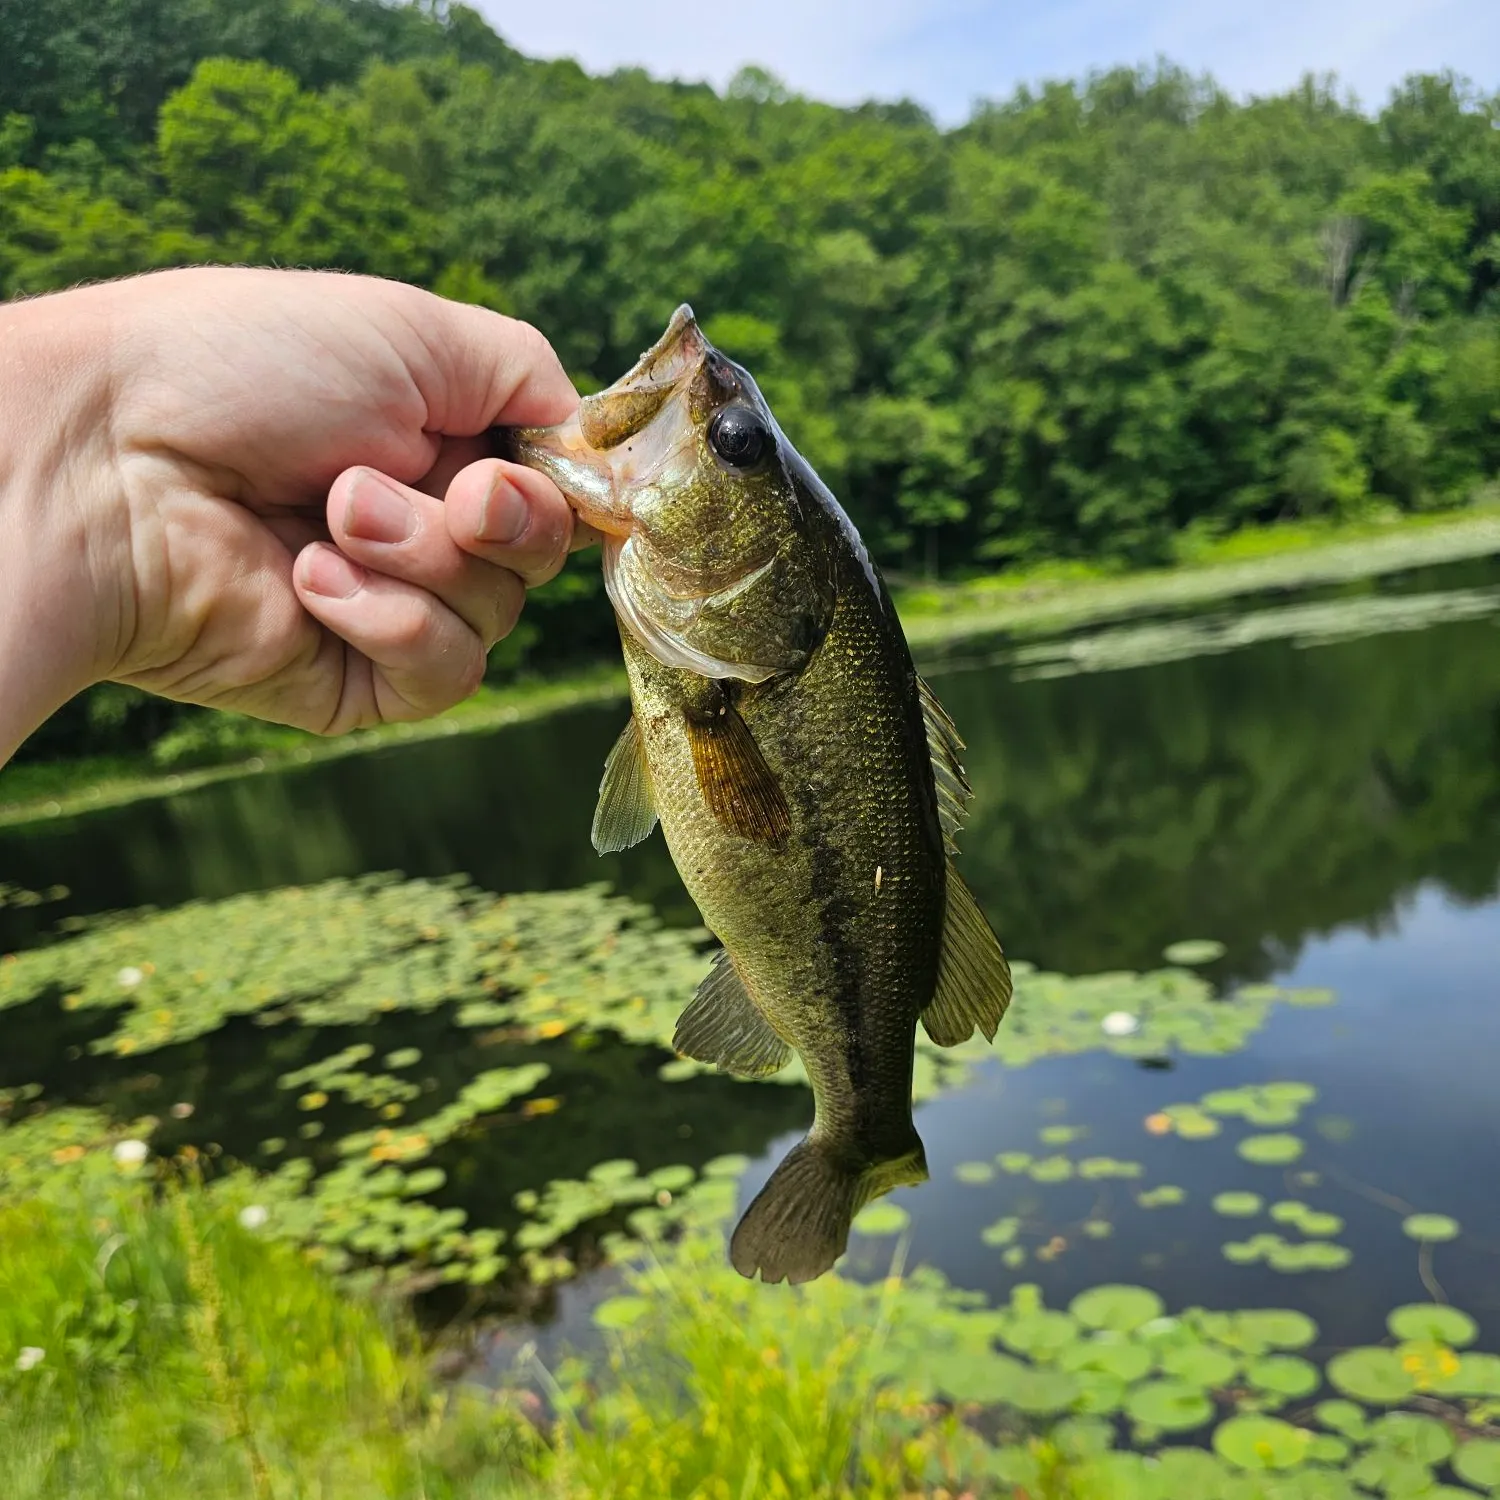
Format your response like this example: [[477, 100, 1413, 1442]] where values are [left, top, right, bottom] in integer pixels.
[[707, 406, 770, 469]]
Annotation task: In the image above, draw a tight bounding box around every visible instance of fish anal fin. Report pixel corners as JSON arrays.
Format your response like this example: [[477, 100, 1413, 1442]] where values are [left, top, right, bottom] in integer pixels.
[[684, 697, 790, 844], [592, 714, 659, 854], [673, 949, 792, 1078], [729, 1136, 927, 1285], [922, 868, 1012, 1047], [918, 676, 973, 854]]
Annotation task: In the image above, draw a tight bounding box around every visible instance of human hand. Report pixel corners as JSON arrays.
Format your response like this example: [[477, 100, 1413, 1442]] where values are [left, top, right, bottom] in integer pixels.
[[0, 267, 595, 763]]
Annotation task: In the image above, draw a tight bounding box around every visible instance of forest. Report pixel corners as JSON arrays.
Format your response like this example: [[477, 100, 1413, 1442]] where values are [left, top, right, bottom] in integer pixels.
[[3, 0, 1499, 760]]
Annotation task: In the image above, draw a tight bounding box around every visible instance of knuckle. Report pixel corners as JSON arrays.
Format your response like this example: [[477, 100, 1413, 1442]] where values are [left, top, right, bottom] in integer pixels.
[[387, 606, 432, 656], [510, 318, 552, 366]]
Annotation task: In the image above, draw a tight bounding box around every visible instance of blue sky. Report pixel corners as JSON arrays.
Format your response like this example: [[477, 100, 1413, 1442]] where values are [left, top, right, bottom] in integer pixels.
[[478, 0, 1499, 125]]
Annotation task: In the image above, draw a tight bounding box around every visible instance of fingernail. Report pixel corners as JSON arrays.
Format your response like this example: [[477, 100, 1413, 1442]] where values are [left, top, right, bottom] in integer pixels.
[[476, 475, 529, 545], [301, 546, 365, 599], [344, 472, 416, 545]]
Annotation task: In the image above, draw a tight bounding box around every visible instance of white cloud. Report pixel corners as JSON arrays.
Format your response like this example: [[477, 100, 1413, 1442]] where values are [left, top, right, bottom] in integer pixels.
[[476, 0, 1499, 123]]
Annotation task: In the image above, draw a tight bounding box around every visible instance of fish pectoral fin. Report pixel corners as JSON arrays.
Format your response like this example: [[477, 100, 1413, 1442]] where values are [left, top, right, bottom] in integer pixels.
[[919, 676, 973, 855], [591, 714, 659, 854], [673, 949, 792, 1078], [922, 868, 1013, 1047], [684, 697, 790, 844]]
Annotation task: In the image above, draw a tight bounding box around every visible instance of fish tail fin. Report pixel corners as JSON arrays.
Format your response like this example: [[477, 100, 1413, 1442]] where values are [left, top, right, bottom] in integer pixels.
[[729, 1135, 927, 1285]]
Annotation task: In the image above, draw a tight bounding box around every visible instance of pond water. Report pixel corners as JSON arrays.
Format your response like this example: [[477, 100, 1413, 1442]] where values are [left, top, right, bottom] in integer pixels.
[[2, 558, 1499, 1354]]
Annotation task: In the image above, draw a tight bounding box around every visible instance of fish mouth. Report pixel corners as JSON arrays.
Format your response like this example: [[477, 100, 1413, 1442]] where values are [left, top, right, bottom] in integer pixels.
[[500, 304, 707, 537]]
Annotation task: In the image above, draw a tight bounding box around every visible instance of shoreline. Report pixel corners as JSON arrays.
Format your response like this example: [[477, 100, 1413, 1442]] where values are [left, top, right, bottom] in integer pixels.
[[3, 508, 1498, 831]]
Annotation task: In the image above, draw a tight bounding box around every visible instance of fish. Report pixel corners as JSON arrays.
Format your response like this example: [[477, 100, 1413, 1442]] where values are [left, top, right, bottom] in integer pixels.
[[500, 306, 1011, 1284]]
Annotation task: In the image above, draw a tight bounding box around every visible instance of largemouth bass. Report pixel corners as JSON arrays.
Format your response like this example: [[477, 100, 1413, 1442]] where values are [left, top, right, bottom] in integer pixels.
[[502, 307, 1011, 1283]]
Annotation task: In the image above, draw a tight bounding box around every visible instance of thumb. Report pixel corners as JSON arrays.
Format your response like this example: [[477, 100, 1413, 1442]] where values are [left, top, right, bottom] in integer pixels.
[[374, 280, 581, 436]]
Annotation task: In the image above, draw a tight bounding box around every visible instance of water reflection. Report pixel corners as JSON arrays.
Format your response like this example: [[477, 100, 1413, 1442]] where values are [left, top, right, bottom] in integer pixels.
[[5, 566, 1498, 982]]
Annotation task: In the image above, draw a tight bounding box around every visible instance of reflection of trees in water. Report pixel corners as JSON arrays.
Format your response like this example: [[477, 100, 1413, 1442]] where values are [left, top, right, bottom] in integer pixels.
[[3, 595, 1499, 983], [939, 614, 1500, 978]]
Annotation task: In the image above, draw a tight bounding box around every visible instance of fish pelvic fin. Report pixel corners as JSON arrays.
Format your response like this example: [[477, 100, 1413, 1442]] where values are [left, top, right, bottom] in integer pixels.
[[729, 1136, 927, 1285], [673, 949, 792, 1078], [592, 714, 659, 854], [922, 867, 1013, 1047]]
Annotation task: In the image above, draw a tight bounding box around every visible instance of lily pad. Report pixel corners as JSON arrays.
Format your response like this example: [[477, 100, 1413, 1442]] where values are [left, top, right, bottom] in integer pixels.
[[1212, 1192, 1264, 1218], [1070, 1285, 1165, 1334], [1029, 1156, 1074, 1183], [1315, 1400, 1369, 1440], [1159, 1343, 1237, 1387], [1367, 1412, 1454, 1465], [1267, 1240, 1353, 1273], [1137, 1185, 1186, 1208], [1387, 1303, 1478, 1348], [1125, 1379, 1215, 1432], [1002, 1310, 1080, 1358], [954, 1160, 995, 1184], [1453, 1439, 1500, 1489], [1213, 1414, 1313, 1470], [1228, 1309, 1319, 1351], [852, 1201, 909, 1236], [981, 1216, 1020, 1247], [1060, 1338, 1154, 1384], [1402, 1213, 1461, 1243], [1163, 940, 1227, 966], [1237, 1134, 1304, 1165], [1246, 1355, 1320, 1399], [1328, 1347, 1418, 1405]]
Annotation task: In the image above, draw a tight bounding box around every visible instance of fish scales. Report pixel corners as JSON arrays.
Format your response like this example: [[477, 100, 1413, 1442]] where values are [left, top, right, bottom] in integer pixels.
[[626, 533, 945, 1166]]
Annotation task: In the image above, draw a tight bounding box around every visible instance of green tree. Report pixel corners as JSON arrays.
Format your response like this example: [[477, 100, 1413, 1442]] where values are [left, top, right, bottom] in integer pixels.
[[157, 57, 430, 278]]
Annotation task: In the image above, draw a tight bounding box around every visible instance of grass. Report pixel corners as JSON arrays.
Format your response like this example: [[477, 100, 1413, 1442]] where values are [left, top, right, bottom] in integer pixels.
[[0, 1160, 545, 1499], [548, 1235, 948, 1500], [0, 1158, 946, 1500], [3, 504, 1499, 830], [898, 504, 1500, 649]]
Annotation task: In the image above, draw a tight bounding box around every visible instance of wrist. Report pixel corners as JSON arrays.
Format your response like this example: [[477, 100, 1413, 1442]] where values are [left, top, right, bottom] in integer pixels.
[[0, 288, 121, 766]]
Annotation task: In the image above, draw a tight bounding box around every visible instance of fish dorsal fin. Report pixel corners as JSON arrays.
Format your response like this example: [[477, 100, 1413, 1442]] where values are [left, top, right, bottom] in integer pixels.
[[674, 949, 793, 1078], [922, 869, 1012, 1047], [919, 676, 972, 855], [591, 715, 659, 854], [684, 698, 790, 844]]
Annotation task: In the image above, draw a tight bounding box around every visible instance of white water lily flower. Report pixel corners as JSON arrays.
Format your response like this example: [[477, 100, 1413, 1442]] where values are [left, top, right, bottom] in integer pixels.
[[1101, 1011, 1141, 1037], [116, 966, 144, 988], [238, 1205, 269, 1231], [16, 1347, 44, 1371], [112, 1139, 149, 1167]]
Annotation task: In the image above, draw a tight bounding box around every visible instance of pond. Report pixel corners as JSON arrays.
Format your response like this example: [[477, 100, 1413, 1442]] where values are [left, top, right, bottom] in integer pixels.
[[2, 556, 1498, 1360]]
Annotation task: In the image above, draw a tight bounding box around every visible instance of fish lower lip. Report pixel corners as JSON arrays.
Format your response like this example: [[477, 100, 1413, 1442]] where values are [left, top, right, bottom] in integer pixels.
[[496, 422, 632, 536]]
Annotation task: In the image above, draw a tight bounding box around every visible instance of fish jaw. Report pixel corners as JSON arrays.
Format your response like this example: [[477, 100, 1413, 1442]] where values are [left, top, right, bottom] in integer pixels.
[[501, 304, 707, 538]]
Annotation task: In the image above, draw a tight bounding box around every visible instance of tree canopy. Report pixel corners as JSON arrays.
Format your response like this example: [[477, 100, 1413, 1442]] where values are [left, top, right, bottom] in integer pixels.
[[2, 0, 1497, 757]]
